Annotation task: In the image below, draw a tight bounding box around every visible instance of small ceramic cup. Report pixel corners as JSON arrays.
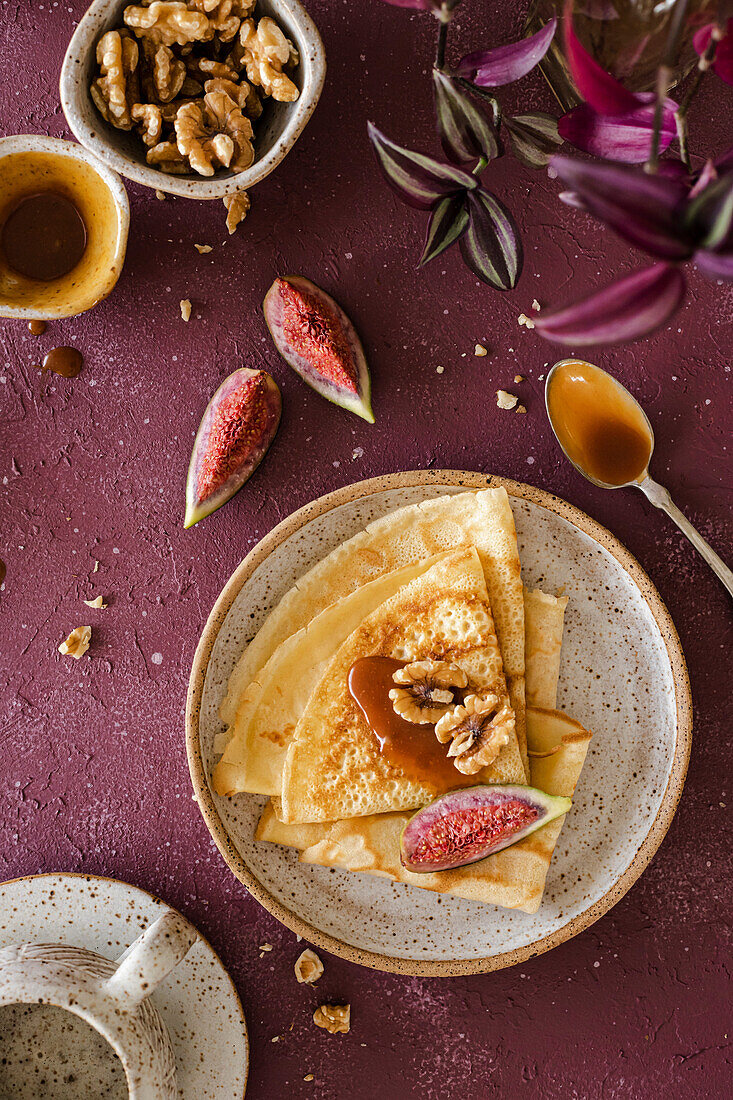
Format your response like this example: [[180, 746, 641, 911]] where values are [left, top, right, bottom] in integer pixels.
[[60, 0, 327, 199], [0, 134, 130, 321], [0, 910, 197, 1100]]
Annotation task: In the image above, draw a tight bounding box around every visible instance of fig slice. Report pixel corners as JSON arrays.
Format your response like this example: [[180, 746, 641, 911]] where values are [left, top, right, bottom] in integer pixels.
[[185, 367, 281, 528], [263, 275, 375, 423], [400, 784, 571, 873]]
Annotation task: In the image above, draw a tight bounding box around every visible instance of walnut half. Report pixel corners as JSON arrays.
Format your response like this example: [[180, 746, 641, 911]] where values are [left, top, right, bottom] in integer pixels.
[[435, 693, 514, 775], [389, 660, 467, 725], [313, 1004, 350, 1035], [175, 90, 254, 176], [239, 16, 299, 101]]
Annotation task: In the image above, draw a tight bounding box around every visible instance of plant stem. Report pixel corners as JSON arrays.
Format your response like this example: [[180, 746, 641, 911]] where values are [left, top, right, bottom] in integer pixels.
[[454, 76, 501, 125], [674, 29, 722, 170], [646, 0, 690, 173], [472, 155, 488, 177]]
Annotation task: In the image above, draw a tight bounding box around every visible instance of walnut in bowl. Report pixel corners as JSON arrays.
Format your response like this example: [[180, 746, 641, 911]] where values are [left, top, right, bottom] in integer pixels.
[[60, 0, 325, 199]]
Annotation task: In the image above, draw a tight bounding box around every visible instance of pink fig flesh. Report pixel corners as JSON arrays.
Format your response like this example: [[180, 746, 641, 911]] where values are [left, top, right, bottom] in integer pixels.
[[400, 785, 571, 872], [185, 367, 281, 528], [263, 275, 374, 423]]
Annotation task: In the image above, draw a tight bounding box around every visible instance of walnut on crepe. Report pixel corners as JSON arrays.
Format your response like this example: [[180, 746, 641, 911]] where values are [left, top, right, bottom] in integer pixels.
[[389, 659, 468, 725], [435, 693, 514, 775]]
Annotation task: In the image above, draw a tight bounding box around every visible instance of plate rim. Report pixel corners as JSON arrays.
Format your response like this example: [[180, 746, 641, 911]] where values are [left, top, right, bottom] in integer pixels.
[[185, 469, 692, 977], [0, 871, 249, 1097]]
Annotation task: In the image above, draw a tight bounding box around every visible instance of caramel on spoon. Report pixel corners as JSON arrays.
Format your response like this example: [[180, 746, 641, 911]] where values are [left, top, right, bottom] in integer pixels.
[[545, 359, 733, 598]]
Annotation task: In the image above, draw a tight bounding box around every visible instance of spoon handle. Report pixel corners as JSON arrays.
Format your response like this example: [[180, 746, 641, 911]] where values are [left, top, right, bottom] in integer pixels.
[[639, 477, 733, 599]]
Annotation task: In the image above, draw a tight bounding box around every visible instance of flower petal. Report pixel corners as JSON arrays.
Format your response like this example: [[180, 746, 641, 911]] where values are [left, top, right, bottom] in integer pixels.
[[694, 19, 733, 83], [551, 155, 693, 259], [433, 71, 499, 163], [558, 94, 676, 163], [420, 194, 469, 266], [534, 263, 686, 345], [456, 18, 556, 86], [367, 122, 477, 210], [695, 249, 733, 281], [563, 0, 639, 114], [379, 0, 443, 9], [459, 188, 522, 290]]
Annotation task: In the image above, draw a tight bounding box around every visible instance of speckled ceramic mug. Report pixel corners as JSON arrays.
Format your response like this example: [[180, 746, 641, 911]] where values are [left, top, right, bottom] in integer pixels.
[[0, 910, 197, 1099]]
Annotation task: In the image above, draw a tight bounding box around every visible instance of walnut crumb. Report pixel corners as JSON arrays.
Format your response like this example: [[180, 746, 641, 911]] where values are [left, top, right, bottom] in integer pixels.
[[532, 298, 541, 311], [474, 343, 487, 357], [294, 948, 323, 984], [83, 595, 107, 609], [155, 189, 166, 200], [516, 404, 527, 414], [517, 313, 535, 329], [304, 1075, 314, 1082], [194, 243, 213, 253], [514, 374, 525, 383], [436, 365, 444, 374], [92, 560, 99, 573], [180, 298, 192, 321], [59, 626, 92, 660], [313, 1004, 350, 1035], [496, 390, 518, 410]]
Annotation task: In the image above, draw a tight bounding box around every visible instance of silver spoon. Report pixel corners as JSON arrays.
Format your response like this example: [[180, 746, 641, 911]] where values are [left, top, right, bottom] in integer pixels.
[[545, 358, 733, 598]]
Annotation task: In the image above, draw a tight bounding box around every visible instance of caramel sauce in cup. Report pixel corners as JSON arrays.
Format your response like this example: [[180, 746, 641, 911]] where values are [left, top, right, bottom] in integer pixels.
[[545, 359, 653, 487], [0, 138, 128, 321]]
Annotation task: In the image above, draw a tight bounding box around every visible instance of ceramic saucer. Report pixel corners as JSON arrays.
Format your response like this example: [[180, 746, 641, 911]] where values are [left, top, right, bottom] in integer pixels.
[[0, 873, 248, 1098]]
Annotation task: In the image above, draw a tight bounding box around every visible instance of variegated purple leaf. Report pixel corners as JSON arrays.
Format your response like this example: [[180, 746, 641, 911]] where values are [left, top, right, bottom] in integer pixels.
[[686, 174, 733, 250], [456, 17, 556, 87], [433, 71, 499, 163], [558, 94, 676, 163], [694, 19, 733, 85], [695, 249, 733, 281], [420, 193, 469, 266], [563, 1, 639, 114], [534, 263, 686, 345], [550, 155, 693, 259], [459, 188, 522, 290], [367, 122, 477, 210], [688, 159, 717, 198], [504, 112, 563, 169]]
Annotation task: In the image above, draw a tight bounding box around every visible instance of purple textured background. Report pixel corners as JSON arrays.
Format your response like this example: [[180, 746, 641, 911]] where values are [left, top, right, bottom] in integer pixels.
[[1, 2, 732, 1097]]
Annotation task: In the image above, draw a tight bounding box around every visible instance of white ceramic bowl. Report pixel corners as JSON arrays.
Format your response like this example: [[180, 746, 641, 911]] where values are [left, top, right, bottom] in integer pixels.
[[60, 0, 326, 199]]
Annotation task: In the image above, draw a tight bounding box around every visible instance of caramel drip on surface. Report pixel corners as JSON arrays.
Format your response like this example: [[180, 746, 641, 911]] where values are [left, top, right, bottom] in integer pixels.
[[28, 320, 47, 335], [547, 360, 653, 487], [38, 347, 83, 378], [348, 656, 468, 791]]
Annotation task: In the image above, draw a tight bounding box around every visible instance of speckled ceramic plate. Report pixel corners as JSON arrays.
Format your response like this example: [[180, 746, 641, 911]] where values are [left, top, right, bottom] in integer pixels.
[[0, 874, 248, 1097], [186, 471, 692, 976]]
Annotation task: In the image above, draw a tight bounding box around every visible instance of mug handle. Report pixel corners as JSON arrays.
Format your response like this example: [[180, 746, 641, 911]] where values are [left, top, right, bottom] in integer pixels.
[[103, 911, 197, 1010]]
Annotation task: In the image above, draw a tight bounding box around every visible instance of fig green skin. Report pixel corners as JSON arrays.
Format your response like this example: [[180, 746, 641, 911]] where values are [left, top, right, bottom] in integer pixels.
[[263, 275, 375, 424], [400, 784, 572, 873], [185, 367, 281, 529]]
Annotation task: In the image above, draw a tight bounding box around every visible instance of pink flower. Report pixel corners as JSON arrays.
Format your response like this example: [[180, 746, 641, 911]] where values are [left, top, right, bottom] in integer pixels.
[[693, 18, 733, 85]]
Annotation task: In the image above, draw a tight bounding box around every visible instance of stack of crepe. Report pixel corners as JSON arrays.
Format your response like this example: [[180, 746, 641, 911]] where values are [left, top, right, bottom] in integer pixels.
[[212, 488, 591, 913]]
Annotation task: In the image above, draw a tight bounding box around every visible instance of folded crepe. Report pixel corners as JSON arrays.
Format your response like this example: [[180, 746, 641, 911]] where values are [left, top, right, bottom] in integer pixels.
[[218, 487, 529, 782], [259, 707, 591, 913], [524, 587, 568, 710], [257, 588, 591, 912], [278, 545, 526, 823], [213, 552, 452, 796]]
